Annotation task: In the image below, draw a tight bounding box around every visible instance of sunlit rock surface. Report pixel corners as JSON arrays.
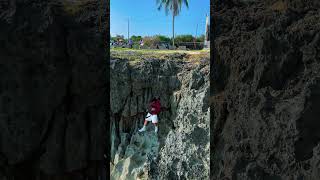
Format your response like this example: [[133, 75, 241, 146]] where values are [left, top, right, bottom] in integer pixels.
[[110, 51, 210, 179]]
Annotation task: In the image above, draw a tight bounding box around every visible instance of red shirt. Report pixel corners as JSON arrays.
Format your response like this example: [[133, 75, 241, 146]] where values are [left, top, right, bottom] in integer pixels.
[[150, 100, 161, 115]]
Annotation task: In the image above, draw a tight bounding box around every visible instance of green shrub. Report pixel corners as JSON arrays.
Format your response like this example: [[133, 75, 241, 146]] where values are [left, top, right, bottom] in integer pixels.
[[175, 35, 194, 44], [196, 35, 205, 42], [131, 35, 143, 43]]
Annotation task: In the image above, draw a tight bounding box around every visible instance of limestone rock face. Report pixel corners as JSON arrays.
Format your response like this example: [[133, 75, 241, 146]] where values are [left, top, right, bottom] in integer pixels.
[[211, 0, 320, 179], [0, 0, 108, 179], [158, 64, 210, 180], [110, 58, 209, 179]]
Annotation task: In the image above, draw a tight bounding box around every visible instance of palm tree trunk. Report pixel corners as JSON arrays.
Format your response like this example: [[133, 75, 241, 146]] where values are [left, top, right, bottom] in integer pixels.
[[172, 14, 175, 47]]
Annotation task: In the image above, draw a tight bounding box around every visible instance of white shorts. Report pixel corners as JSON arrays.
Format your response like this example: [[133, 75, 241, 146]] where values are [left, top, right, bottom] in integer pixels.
[[145, 113, 158, 123]]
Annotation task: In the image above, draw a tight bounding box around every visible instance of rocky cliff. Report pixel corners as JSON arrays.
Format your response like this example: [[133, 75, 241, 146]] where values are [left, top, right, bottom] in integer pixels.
[[211, 0, 320, 179], [110, 52, 210, 179], [0, 0, 108, 179]]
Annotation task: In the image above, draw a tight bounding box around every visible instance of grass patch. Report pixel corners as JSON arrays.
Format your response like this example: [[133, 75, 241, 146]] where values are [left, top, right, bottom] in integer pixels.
[[110, 48, 210, 63]]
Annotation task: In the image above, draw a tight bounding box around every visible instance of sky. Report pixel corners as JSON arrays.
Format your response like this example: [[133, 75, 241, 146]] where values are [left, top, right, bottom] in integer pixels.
[[110, 0, 210, 38]]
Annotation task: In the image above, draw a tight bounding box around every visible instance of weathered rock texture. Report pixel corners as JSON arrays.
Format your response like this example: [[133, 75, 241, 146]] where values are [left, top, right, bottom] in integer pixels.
[[211, 0, 320, 179], [0, 0, 108, 179], [110, 56, 210, 179]]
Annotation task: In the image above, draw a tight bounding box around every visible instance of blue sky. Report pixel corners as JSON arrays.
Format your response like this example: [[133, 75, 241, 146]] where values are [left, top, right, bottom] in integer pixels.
[[110, 0, 210, 38]]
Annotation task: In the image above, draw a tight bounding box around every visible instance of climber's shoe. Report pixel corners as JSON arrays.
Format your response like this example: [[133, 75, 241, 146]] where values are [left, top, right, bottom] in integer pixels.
[[139, 126, 146, 132], [155, 126, 158, 133]]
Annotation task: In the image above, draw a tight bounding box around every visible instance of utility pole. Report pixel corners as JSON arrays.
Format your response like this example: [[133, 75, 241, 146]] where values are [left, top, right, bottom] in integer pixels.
[[127, 18, 130, 41], [194, 23, 198, 49], [196, 23, 198, 37], [204, 14, 210, 49]]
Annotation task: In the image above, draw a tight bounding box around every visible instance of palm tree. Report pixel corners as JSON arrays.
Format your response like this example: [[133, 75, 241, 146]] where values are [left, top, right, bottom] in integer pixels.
[[156, 0, 189, 47]]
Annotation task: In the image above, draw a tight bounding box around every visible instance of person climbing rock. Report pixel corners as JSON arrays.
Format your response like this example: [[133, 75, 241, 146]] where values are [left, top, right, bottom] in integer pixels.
[[139, 97, 161, 133]]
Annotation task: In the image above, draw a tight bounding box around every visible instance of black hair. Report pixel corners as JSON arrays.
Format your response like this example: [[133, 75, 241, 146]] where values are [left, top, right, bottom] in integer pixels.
[[150, 97, 157, 102]]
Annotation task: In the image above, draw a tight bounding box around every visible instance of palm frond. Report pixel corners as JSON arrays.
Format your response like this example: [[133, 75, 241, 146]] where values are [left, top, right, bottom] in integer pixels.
[[184, 0, 189, 8], [156, 0, 188, 17]]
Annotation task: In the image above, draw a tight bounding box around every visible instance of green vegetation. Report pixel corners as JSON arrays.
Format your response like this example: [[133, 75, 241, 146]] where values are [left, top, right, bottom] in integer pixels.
[[157, 35, 171, 43], [131, 35, 143, 43], [196, 34, 205, 42], [142, 35, 170, 47], [111, 35, 126, 43], [110, 48, 209, 64], [156, 0, 189, 46], [175, 35, 193, 44], [111, 34, 205, 48]]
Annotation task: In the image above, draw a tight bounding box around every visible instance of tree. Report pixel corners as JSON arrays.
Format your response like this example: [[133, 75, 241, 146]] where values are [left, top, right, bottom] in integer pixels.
[[196, 34, 205, 42], [175, 34, 194, 44], [156, 0, 189, 46], [155, 35, 171, 43], [131, 35, 142, 43], [111, 36, 117, 42]]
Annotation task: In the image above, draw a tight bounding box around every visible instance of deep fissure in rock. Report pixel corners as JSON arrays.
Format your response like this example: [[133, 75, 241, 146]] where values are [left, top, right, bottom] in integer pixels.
[[294, 81, 320, 161]]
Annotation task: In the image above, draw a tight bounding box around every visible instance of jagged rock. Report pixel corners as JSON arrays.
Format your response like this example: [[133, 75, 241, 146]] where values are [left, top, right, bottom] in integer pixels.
[[110, 56, 210, 179], [189, 67, 205, 90], [111, 130, 159, 180], [158, 65, 210, 179], [0, 0, 108, 179], [212, 0, 320, 179]]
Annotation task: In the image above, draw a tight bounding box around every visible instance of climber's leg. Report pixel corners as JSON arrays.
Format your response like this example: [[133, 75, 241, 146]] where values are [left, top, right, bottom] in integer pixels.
[[152, 115, 159, 133], [153, 123, 158, 133], [139, 113, 152, 132]]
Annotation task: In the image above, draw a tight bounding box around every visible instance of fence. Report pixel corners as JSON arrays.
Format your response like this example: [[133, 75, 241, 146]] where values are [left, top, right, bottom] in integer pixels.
[[111, 41, 205, 50]]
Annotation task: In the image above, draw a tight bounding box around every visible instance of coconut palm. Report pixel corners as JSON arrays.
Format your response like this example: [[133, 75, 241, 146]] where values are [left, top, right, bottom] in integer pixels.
[[156, 0, 189, 47]]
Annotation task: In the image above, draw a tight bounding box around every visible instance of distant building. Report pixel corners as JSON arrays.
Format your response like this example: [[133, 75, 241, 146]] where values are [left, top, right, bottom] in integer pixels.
[[204, 14, 210, 49]]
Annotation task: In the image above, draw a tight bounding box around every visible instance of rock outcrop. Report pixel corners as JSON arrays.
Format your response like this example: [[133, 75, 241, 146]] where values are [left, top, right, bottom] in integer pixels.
[[0, 0, 108, 179], [211, 0, 320, 179], [110, 54, 210, 179]]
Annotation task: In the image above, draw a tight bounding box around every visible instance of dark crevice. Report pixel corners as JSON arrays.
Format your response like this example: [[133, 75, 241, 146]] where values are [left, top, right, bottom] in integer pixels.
[[85, 107, 91, 165], [213, 101, 229, 147], [212, 50, 230, 93], [257, 42, 303, 91], [294, 80, 320, 161]]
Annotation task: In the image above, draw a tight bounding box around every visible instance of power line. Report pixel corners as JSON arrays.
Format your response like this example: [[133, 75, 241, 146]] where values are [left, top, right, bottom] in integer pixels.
[[118, 16, 207, 23], [194, 23, 198, 49], [112, 13, 209, 38]]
